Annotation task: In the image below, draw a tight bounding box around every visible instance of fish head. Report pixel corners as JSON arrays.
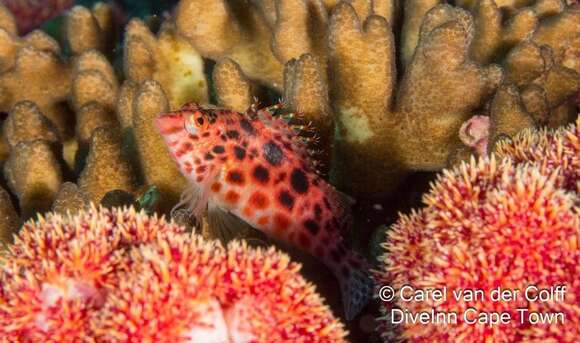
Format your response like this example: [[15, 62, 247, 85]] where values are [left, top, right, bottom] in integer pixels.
[[155, 102, 228, 183]]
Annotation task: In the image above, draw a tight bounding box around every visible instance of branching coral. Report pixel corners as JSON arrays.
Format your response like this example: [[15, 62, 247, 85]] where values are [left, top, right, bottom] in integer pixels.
[[0, 185, 19, 246], [3, 140, 63, 219], [63, 3, 118, 57], [0, 44, 71, 138], [118, 80, 187, 214], [77, 127, 137, 205], [179, 0, 578, 198], [0, 0, 73, 34], [51, 182, 90, 215], [123, 18, 208, 108], [378, 157, 579, 342]]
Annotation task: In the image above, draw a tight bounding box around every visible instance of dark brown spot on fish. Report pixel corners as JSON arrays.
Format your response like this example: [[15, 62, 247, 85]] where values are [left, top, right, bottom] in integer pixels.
[[220, 134, 227, 141], [234, 146, 246, 160], [196, 176, 203, 182], [314, 204, 322, 221], [226, 170, 244, 185], [263, 140, 283, 166], [290, 169, 308, 194], [240, 119, 255, 134], [278, 191, 294, 211], [202, 132, 210, 138], [226, 130, 239, 139], [204, 153, 214, 160], [188, 134, 199, 141], [304, 219, 320, 235], [252, 165, 269, 184], [249, 192, 268, 209], [212, 145, 225, 154]]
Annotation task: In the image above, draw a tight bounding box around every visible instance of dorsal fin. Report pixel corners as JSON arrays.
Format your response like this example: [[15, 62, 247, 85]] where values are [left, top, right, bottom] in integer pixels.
[[246, 102, 323, 173]]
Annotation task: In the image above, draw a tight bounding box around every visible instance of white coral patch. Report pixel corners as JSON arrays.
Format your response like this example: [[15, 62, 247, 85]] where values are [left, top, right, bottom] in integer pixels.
[[183, 297, 259, 343], [184, 298, 230, 343], [224, 297, 259, 343], [158, 35, 209, 107], [336, 106, 373, 143]]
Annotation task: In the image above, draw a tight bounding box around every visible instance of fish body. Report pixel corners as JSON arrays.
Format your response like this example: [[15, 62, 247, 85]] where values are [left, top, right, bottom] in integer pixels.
[[156, 102, 373, 319]]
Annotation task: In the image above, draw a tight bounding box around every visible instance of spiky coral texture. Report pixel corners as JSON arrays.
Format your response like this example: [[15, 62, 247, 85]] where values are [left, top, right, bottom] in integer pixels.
[[495, 116, 579, 192], [379, 157, 579, 342], [0, 206, 345, 342], [0, 206, 185, 341], [96, 238, 347, 342]]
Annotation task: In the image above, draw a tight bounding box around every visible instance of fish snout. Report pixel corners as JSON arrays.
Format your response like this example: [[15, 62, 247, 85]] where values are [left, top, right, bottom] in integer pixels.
[[155, 112, 185, 136]]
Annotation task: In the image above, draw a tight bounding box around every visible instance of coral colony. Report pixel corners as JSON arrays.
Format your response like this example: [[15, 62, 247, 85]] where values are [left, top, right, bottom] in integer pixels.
[[0, 0, 577, 342]]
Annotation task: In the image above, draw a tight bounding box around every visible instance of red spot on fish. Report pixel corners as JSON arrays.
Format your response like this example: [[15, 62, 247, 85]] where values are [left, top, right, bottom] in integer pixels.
[[225, 191, 240, 204], [273, 213, 290, 237], [243, 206, 253, 217], [258, 216, 269, 226], [196, 166, 206, 173], [196, 176, 204, 183], [211, 182, 222, 192], [249, 192, 268, 209], [184, 164, 193, 174], [182, 142, 193, 151]]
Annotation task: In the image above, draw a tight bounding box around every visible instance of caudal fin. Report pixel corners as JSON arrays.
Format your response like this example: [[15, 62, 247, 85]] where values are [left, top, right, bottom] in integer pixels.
[[337, 253, 375, 320]]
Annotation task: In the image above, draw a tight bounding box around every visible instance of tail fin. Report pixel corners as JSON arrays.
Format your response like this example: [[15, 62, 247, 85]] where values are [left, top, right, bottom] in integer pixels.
[[337, 252, 375, 320]]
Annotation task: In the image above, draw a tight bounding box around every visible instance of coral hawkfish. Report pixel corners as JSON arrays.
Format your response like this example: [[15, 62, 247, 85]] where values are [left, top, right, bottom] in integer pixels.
[[156, 102, 373, 319]]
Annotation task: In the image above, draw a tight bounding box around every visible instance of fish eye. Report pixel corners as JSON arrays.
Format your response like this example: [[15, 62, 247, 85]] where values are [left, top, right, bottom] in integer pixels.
[[185, 114, 199, 135], [185, 112, 209, 134]]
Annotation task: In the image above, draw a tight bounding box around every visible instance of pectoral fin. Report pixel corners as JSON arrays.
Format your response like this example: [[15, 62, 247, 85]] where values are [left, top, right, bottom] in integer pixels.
[[207, 201, 257, 243]]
